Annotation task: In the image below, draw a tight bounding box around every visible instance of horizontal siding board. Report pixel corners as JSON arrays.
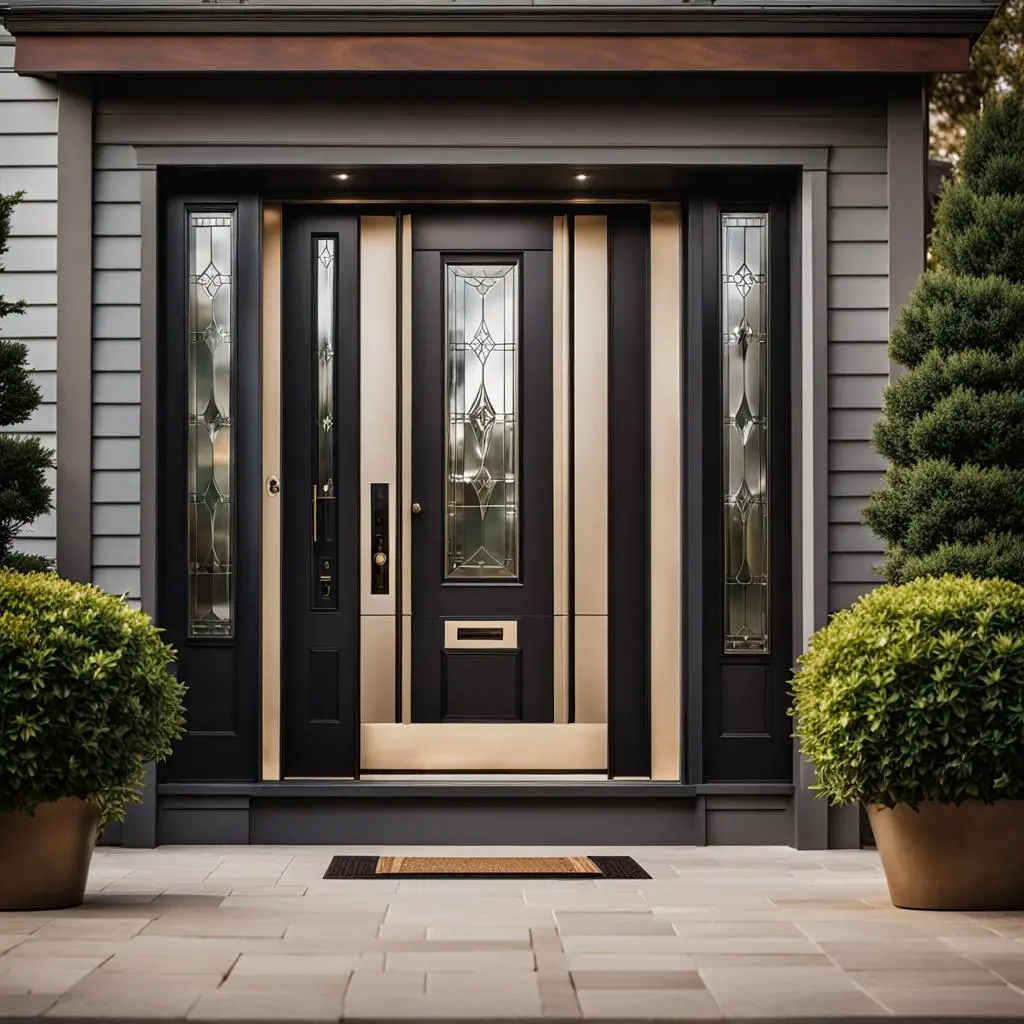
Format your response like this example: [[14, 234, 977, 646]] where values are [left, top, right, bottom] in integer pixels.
[[830, 173, 887, 208], [94, 170, 143, 205], [32, 371, 55, 404], [5, 236, 57, 271], [93, 536, 141, 566], [93, 306, 142, 340], [830, 582, 876, 612], [829, 408, 881, 441], [94, 503, 141, 535], [20, 339, 57, 371], [8, 201, 58, 237], [829, 342, 889, 376], [93, 567, 141, 599], [94, 372, 142, 404], [93, 404, 141, 437], [828, 276, 888, 310], [830, 441, 886, 472], [829, 241, 888, 276], [829, 524, 884, 554], [0, 134, 56, 166], [94, 438, 141, 470], [94, 203, 141, 237], [828, 375, 886, 409], [828, 207, 888, 242], [14, 402, 56, 433], [828, 470, 885, 498], [94, 144, 139, 170], [829, 309, 890, 342], [0, 101, 58, 132], [829, 496, 869, 523], [0, 75, 56, 102], [94, 339, 141, 372], [829, 147, 887, 174], [6, 305, 57, 339], [831, 552, 883, 583], [94, 270, 142, 306], [93, 470, 141, 504], [1, 272, 59, 305], [0, 166, 57, 200], [94, 236, 141, 270]]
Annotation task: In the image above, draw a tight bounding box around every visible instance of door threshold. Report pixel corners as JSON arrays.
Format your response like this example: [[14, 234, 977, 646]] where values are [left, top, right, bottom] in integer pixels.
[[360, 773, 607, 782]]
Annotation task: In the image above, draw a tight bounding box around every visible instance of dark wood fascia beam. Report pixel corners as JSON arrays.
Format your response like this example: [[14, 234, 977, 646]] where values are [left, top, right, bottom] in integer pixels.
[[13, 33, 971, 74]]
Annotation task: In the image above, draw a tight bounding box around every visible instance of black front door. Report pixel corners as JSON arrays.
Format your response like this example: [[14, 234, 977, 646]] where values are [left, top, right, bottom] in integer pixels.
[[410, 214, 554, 722], [280, 209, 360, 777]]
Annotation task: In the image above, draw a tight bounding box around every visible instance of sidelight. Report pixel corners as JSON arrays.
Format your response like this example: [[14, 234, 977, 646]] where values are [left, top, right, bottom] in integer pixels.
[[722, 213, 769, 653], [444, 263, 520, 580], [187, 211, 235, 637], [313, 237, 338, 609]]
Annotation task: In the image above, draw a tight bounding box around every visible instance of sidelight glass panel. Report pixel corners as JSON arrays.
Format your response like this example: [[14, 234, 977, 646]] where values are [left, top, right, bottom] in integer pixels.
[[316, 238, 336, 509], [722, 213, 769, 653], [187, 211, 235, 637], [444, 262, 520, 579]]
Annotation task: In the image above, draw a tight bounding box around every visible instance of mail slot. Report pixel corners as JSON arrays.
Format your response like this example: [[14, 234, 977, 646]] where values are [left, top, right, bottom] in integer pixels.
[[443, 620, 519, 650]]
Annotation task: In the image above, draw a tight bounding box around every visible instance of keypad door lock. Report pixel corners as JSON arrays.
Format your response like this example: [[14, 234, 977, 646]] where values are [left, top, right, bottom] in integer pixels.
[[370, 483, 389, 595]]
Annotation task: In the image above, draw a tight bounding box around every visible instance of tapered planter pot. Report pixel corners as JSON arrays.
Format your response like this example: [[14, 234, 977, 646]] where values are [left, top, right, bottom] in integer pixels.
[[867, 801, 1024, 910], [0, 797, 99, 911]]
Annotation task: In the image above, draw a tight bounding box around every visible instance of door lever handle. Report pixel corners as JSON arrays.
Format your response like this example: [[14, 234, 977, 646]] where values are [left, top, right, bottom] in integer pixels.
[[312, 485, 318, 543]]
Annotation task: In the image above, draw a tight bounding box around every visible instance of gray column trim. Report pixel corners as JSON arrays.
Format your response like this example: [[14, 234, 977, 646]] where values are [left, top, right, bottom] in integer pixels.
[[887, 77, 928, 376], [793, 167, 829, 851], [132, 145, 830, 171], [55, 77, 93, 583], [122, 163, 159, 849]]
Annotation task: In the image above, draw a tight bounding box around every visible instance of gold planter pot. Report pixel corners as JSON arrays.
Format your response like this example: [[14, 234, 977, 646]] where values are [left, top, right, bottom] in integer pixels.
[[0, 797, 99, 911], [868, 800, 1024, 911]]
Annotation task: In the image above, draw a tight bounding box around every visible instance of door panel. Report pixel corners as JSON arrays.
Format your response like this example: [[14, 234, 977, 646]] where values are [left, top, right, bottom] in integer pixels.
[[281, 209, 360, 777], [411, 214, 554, 724]]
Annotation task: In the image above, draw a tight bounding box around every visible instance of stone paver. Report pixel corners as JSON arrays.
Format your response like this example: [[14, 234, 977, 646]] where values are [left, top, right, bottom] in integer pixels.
[[3, 845, 1024, 1019]]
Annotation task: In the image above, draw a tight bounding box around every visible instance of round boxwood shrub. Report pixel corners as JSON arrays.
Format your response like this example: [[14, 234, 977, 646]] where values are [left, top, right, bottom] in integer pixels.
[[0, 570, 186, 825], [791, 575, 1024, 809]]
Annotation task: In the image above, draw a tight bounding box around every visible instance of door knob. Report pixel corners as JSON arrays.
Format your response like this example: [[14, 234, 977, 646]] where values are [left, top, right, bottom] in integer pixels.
[[266, 475, 280, 496], [411, 502, 423, 515]]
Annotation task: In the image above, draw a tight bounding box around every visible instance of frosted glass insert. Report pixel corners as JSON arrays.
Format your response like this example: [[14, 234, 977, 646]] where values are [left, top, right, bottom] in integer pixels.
[[445, 263, 520, 579], [187, 212, 235, 637], [722, 213, 769, 653]]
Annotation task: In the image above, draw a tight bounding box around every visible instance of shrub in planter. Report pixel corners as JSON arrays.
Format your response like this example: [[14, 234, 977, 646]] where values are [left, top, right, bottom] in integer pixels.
[[0, 570, 186, 909], [864, 93, 1024, 584], [791, 574, 1024, 909]]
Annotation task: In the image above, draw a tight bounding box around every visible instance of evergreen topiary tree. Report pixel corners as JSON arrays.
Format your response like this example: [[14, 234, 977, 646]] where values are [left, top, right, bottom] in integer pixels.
[[0, 190, 54, 573], [864, 94, 1024, 583]]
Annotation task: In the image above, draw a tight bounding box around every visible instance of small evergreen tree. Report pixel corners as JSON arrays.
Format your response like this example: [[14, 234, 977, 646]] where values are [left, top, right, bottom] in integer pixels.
[[865, 95, 1024, 584], [0, 190, 54, 573]]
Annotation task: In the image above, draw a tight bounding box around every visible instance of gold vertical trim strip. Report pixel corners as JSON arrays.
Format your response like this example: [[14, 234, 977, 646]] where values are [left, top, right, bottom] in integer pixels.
[[400, 214, 413, 725], [260, 203, 283, 782], [360, 215, 399, 724], [650, 203, 683, 781], [552, 215, 571, 725], [573, 215, 609, 727]]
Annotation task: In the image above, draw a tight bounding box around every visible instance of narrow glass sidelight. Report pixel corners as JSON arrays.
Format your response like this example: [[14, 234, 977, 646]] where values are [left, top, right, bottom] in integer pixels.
[[313, 237, 338, 608], [187, 211, 235, 637], [722, 213, 769, 653], [444, 262, 520, 580]]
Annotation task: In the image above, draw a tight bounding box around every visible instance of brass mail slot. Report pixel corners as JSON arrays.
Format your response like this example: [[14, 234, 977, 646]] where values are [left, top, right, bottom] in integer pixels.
[[443, 619, 518, 650]]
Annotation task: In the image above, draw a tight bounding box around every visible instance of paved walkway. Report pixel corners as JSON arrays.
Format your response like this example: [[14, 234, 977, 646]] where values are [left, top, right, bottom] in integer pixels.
[[4, 845, 1024, 1020]]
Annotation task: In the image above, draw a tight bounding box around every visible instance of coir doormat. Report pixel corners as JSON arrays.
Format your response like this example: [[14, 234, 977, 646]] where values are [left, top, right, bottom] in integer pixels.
[[323, 855, 650, 880]]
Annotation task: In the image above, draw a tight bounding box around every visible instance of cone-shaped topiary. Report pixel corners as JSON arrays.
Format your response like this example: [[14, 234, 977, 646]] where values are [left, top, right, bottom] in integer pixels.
[[865, 92, 1024, 584], [0, 190, 54, 573]]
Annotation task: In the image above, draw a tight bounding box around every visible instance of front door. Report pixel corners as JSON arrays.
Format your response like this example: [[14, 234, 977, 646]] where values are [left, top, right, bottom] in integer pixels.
[[280, 208, 360, 777], [410, 214, 554, 723]]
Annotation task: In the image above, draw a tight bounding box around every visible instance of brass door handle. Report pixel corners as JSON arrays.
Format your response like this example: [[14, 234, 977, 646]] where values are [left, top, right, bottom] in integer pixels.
[[312, 485, 318, 542], [266, 475, 280, 496], [411, 502, 423, 515]]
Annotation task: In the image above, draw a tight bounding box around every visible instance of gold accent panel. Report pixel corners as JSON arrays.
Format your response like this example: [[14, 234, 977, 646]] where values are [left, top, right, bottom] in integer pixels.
[[400, 214, 413, 724], [360, 216, 399, 722], [650, 203, 683, 781], [574, 614, 608, 725], [361, 614, 398, 723], [443, 619, 519, 650], [260, 203, 283, 782], [361, 723, 608, 771], [552, 215, 571, 724]]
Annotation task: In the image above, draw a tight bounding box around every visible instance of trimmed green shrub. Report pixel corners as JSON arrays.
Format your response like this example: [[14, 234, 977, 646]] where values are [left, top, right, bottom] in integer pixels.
[[791, 575, 1024, 808], [866, 92, 1024, 584], [0, 570, 186, 825]]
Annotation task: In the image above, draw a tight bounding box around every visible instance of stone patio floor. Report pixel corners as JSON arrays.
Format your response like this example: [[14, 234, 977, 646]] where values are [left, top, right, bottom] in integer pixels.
[[4, 845, 1024, 1020]]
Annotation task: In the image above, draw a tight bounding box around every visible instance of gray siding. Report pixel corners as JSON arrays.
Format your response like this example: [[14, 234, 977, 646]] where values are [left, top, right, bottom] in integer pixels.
[[827, 150, 888, 613], [88, 76, 892, 616], [0, 32, 57, 564], [93, 142, 141, 604]]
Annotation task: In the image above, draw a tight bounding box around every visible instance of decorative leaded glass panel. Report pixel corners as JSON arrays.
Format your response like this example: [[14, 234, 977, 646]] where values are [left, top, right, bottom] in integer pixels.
[[316, 238, 336, 513], [444, 263, 520, 579], [187, 212, 235, 637], [722, 213, 769, 653]]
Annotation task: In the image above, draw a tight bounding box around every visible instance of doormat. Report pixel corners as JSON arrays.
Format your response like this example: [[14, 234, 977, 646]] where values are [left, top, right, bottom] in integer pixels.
[[323, 855, 650, 880]]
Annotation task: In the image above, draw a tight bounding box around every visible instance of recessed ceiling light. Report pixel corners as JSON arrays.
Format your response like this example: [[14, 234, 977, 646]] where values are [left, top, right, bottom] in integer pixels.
[[574, 173, 589, 181], [335, 173, 350, 181]]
